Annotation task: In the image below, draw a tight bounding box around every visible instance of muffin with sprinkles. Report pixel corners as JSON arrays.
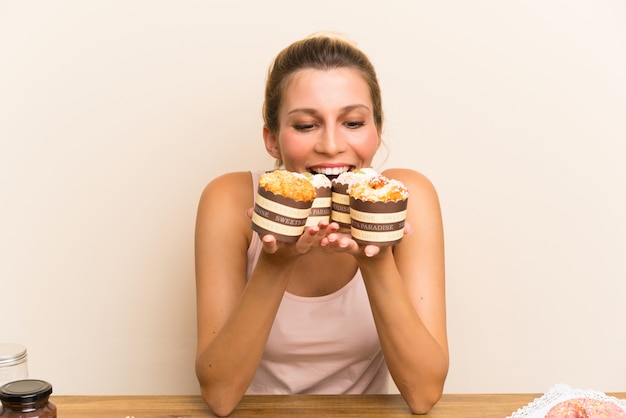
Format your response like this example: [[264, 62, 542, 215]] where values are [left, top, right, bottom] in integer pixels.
[[251, 170, 316, 242], [349, 174, 409, 246], [331, 168, 379, 229]]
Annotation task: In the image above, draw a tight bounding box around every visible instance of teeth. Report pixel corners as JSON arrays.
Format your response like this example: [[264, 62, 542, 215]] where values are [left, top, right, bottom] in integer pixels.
[[311, 166, 351, 176]]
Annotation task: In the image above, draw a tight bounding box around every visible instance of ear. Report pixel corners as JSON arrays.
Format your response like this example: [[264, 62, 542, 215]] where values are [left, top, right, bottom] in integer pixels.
[[263, 126, 281, 159]]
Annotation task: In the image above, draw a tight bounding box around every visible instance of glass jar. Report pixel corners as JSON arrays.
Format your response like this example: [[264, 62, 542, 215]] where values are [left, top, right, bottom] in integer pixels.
[[0, 380, 56, 418], [0, 344, 28, 387]]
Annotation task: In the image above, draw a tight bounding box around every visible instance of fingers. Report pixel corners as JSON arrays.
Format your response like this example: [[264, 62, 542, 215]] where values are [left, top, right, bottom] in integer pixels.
[[259, 220, 341, 256], [324, 232, 359, 252], [363, 245, 380, 257], [296, 220, 338, 253], [260, 234, 279, 254], [256, 217, 384, 259], [322, 232, 383, 258]]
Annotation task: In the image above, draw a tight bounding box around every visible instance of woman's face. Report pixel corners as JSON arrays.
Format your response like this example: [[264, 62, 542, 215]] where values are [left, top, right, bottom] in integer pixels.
[[263, 67, 381, 177]]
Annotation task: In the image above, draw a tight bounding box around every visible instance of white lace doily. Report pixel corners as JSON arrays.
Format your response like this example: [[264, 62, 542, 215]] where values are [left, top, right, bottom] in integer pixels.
[[507, 384, 626, 418]]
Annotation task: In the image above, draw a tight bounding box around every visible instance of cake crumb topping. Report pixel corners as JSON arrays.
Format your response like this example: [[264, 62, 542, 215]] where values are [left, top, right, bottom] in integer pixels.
[[259, 170, 316, 201], [349, 175, 409, 202]]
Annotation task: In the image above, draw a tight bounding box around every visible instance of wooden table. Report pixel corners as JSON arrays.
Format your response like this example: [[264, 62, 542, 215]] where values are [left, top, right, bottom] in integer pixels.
[[50, 392, 614, 417]]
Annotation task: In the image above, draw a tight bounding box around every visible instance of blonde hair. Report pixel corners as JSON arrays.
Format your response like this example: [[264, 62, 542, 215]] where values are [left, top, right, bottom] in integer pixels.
[[262, 33, 384, 138]]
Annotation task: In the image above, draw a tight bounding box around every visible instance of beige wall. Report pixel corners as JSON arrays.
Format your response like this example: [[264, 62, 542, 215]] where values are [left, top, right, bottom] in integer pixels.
[[1, 1, 625, 395]]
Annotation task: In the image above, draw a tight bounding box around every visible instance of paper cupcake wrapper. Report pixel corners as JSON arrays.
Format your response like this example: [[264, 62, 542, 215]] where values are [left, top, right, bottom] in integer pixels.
[[331, 183, 351, 229], [349, 197, 408, 246], [252, 188, 313, 242], [305, 186, 331, 227]]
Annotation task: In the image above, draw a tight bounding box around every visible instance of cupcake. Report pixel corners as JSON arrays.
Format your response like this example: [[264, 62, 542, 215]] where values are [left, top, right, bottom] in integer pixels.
[[251, 170, 316, 242], [303, 173, 332, 227], [331, 168, 379, 229], [349, 174, 409, 246]]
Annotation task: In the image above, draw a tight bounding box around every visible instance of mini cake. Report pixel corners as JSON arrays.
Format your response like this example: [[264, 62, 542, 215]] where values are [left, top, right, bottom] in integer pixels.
[[545, 397, 626, 417], [251, 170, 316, 242], [331, 168, 379, 229], [349, 174, 409, 246], [303, 173, 332, 227]]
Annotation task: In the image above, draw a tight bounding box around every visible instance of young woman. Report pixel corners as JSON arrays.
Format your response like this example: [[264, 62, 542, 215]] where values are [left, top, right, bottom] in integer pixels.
[[194, 33, 448, 417]]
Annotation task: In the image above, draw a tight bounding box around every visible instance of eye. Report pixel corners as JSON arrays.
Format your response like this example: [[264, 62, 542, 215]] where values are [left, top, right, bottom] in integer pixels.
[[345, 121, 365, 129], [293, 124, 315, 131]]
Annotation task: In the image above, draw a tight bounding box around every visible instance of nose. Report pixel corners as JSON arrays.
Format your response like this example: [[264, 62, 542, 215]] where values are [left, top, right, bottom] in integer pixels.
[[315, 126, 345, 156]]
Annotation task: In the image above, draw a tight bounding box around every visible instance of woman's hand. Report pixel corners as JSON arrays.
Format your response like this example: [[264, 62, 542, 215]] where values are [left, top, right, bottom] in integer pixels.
[[247, 208, 413, 259], [321, 221, 414, 258], [262, 219, 340, 256], [246, 208, 340, 259]]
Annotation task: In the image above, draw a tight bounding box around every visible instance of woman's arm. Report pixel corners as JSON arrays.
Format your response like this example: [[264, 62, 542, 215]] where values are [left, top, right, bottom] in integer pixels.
[[325, 168, 448, 414], [194, 171, 339, 416], [194, 172, 288, 416]]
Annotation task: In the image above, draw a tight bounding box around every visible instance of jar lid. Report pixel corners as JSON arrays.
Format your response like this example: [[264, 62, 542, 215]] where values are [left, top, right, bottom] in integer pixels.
[[0, 344, 27, 367], [0, 380, 52, 403]]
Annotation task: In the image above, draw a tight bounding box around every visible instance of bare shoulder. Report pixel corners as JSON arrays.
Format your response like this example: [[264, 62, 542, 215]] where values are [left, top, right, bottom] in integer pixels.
[[381, 168, 440, 204], [196, 171, 254, 242], [381, 168, 443, 249], [199, 172, 254, 211], [201, 171, 253, 200]]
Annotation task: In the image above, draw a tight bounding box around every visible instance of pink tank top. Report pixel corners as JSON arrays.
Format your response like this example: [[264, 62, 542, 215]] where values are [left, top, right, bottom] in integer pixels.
[[246, 171, 389, 394]]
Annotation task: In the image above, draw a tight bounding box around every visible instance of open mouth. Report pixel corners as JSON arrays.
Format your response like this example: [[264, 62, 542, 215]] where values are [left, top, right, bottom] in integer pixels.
[[309, 165, 354, 180]]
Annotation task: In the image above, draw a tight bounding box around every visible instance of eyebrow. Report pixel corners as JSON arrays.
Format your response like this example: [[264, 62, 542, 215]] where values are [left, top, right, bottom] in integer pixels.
[[286, 104, 371, 116]]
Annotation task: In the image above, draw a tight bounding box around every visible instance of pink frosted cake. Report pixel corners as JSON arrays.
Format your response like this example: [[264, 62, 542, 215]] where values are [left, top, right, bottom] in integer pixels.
[[545, 397, 626, 417], [251, 170, 316, 242], [348, 174, 409, 246], [331, 168, 379, 229]]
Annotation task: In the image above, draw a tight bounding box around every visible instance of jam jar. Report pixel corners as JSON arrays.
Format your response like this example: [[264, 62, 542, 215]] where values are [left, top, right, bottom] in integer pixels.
[[0, 380, 56, 418]]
